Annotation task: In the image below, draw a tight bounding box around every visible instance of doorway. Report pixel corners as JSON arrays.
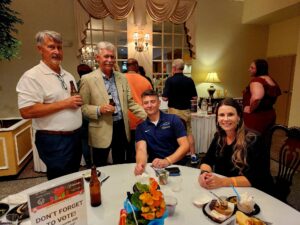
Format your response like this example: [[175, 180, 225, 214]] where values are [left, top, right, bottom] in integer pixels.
[[267, 55, 296, 125]]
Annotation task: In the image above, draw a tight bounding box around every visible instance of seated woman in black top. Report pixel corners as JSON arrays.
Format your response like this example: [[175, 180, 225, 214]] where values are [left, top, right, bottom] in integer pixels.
[[198, 98, 273, 194]]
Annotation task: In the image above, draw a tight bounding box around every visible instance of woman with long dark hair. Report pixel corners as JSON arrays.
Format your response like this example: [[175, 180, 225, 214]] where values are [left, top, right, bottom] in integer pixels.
[[198, 98, 273, 194]]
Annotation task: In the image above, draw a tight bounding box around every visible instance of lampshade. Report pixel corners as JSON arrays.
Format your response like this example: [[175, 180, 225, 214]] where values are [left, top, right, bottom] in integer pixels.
[[205, 72, 221, 83]]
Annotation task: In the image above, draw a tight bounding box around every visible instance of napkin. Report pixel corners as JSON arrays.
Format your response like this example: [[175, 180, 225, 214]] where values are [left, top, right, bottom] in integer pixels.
[[1, 193, 27, 205]]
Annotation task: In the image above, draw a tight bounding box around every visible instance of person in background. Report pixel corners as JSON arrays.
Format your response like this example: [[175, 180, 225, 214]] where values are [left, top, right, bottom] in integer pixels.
[[16, 30, 83, 180], [243, 59, 281, 136], [138, 65, 153, 88], [80, 41, 146, 166], [125, 58, 152, 162], [77, 64, 93, 168], [162, 59, 199, 165], [134, 90, 189, 175], [198, 98, 274, 194]]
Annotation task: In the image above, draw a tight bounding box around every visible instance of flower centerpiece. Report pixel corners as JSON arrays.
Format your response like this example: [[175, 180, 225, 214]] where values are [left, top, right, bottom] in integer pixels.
[[124, 178, 168, 225]]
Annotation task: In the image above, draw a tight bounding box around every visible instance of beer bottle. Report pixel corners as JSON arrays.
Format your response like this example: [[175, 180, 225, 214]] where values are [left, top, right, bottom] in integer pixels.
[[89, 165, 101, 207], [70, 81, 78, 96], [108, 92, 117, 116]]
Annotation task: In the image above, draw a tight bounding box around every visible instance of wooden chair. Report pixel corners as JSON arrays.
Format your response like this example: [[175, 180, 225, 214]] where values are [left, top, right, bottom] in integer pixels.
[[267, 124, 300, 202]]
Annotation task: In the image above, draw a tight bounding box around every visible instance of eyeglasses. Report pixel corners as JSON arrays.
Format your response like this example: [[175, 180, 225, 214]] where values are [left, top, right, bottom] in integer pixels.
[[56, 75, 67, 90]]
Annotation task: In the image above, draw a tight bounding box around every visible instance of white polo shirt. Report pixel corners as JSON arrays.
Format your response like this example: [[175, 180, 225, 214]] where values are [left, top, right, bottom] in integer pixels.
[[16, 61, 82, 131]]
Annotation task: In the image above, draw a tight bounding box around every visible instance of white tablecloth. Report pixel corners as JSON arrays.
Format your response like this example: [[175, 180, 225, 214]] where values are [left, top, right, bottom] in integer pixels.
[[3, 164, 300, 225], [191, 112, 216, 154]]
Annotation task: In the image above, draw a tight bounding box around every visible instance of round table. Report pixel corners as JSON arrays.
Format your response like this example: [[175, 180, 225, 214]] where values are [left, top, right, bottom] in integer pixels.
[[3, 164, 300, 225]]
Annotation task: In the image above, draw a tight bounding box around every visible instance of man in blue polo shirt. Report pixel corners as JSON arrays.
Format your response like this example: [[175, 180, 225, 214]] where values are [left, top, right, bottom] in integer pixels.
[[134, 90, 189, 175]]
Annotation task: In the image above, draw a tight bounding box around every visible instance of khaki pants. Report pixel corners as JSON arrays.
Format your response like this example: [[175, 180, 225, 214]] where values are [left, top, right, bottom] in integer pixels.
[[168, 107, 192, 135]]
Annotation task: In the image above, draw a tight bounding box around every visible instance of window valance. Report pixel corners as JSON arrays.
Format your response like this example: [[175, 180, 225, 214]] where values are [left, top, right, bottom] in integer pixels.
[[74, 0, 197, 58]]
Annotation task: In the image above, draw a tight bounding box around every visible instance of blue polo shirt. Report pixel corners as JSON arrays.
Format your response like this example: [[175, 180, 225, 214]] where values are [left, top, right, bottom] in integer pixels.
[[135, 111, 187, 161]]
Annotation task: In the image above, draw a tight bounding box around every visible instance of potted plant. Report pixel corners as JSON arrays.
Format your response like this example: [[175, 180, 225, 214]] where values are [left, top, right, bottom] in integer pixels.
[[0, 0, 23, 60]]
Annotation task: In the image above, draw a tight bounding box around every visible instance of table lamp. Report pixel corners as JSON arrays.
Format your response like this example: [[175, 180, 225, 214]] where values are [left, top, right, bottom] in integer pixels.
[[205, 72, 221, 98]]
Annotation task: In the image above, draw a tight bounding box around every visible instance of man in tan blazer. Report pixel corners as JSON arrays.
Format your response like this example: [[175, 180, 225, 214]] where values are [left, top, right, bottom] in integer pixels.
[[80, 41, 146, 166]]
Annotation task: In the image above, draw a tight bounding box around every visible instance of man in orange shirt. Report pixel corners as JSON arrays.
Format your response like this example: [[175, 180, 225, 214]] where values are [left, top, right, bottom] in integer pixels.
[[125, 58, 152, 162]]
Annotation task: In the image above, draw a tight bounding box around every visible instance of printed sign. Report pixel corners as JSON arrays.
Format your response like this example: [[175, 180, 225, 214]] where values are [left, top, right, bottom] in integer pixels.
[[28, 177, 87, 225]]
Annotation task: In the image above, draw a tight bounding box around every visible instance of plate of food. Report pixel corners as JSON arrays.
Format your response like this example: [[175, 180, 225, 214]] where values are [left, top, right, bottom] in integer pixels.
[[6, 202, 29, 221], [0, 202, 9, 217], [202, 199, 235, 224]]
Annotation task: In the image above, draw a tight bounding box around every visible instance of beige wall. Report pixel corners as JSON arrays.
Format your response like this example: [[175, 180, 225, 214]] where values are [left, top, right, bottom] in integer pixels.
[[191, 0, 268, 98], [243, 0, 300, 24], [267, 16, 300, 56], [0, 0, 79, 118]]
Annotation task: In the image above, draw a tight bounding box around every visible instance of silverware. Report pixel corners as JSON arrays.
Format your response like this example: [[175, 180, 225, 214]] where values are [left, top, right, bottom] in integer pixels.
[[209, 191, 228, 207], [100, 176, 110, 184]]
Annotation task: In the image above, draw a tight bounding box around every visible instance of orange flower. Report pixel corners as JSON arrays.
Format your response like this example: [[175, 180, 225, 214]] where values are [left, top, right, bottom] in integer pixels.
[[141, 206, 150, 213], [140, 192, 154, 206], [149, 178, 158, 192], [133, 178, 166, 221], [155, 206, 165, 218], [151, 189, 162, 200], [141, 212, 155, 220]]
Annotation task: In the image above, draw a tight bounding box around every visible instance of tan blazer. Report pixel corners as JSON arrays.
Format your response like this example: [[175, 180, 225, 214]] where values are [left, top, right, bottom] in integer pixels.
[[79, 70, 146, 148]]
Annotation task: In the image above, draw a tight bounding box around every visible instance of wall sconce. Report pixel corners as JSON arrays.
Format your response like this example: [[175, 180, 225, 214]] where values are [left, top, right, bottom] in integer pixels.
[[205, 72, 221, 98], [133, 32, 150, 52]]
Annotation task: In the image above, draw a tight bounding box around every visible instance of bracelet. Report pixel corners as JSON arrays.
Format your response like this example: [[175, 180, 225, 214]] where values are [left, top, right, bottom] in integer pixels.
[[165, 157, 172, 165], [230, 177, 238, 187]]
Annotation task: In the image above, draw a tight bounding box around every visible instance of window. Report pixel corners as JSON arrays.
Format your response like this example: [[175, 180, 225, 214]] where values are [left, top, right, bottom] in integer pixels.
[[81, 17, 128, 71], [152, 21, 192, 95]]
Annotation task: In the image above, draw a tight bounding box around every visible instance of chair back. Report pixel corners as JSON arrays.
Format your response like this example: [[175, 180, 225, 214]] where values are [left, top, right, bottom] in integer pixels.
[[267, 124, 300, 202]]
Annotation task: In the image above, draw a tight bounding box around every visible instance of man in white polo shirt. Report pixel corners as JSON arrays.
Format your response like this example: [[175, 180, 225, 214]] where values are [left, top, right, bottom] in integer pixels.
[[16, 30, 83, 180]]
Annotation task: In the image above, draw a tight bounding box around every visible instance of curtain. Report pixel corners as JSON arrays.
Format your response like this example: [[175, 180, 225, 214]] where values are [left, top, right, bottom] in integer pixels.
[[74, 0, 197, 58]]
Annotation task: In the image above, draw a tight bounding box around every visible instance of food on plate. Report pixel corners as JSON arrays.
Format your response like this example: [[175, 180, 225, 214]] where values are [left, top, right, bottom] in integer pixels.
[[203, 199, 235, 223], [209, 199, 233, 216], [227, 196, 237, 204], [236, 211, 266, 225], [237, 192, 255, 214]]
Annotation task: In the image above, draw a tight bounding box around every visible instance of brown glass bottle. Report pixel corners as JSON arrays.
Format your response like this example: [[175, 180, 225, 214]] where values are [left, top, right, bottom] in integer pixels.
[[70, 81, 78, 96], [89, 165, 101, 207], [108, 92, 117, 116]]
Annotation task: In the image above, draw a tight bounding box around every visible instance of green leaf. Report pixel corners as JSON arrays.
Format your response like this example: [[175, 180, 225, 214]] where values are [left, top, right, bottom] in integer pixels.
[[135, 182, 149, 193], [131, 192, 143, 210]]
